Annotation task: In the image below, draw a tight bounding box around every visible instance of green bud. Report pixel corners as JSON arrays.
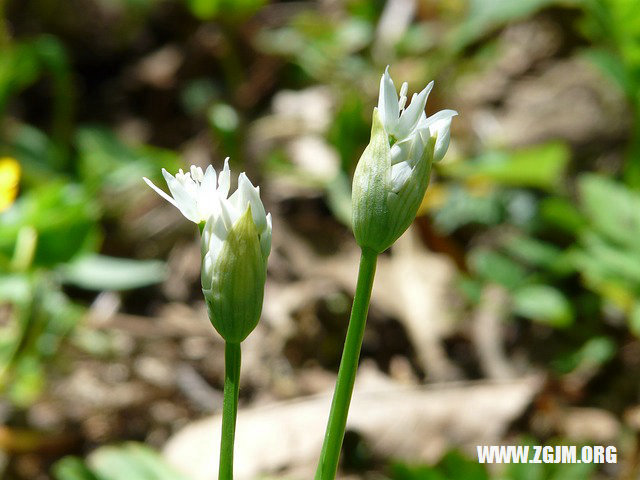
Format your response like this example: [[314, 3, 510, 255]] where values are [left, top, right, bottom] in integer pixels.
[[352, 108, 435, 253], [202, 205, 268, 343]]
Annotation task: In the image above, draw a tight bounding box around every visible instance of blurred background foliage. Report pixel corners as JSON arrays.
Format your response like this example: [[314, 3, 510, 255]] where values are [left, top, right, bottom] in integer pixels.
[[0, 0, 639, 478]]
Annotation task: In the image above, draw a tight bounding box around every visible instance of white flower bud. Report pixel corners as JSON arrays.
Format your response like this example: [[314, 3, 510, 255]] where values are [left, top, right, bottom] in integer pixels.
[[144, 159, 271, 342], [352, 68, 457, 253], [200, 168, 271, 343]]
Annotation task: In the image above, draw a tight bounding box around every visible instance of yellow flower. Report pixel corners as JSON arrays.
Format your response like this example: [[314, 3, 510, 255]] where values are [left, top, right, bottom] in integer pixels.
[[0, 157, 20, 212]]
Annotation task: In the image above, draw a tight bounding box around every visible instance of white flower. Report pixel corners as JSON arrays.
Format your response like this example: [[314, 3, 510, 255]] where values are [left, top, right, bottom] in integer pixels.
[[352, 67, 457, 253], [200, 171, 272, 288], [377, 66, 433, 143], [143, 159, 232, 224], [144, 159, 272, 342]]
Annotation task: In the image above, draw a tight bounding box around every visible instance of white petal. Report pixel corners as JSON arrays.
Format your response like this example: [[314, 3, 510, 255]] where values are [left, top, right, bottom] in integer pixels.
[[201, 216, 213, 257], [378, 66, 399, 134], [219, 196, 238, 230], [260, 213, 272, 260], [143, 177, 179, 208], [207, 215, 228, 261], [395, 81, 433, 140], [201, 251, 214, 290], [238, 173, 267, 232], [390, 136, 413, 165], [398, 82, 408, 111], [429, 110, 458, 162], [162, 169, 200, 222], [218, 157, 231, 198], [198, 165, 219, 219], [390, 161, 413, 193], [420, 109, 458, 130]]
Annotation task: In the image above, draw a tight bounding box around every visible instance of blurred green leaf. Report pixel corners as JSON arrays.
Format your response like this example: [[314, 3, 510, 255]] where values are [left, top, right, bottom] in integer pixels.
[[583, 48, 636, 99], [88, 443, 193, 480], [75, 127, 180, 194], [8, 355, 45, 407], [539, 197, 586, 235], [54, 444, 193, 480], [512, 284, 574, 327], [439, 450, 489, 480], [469, 249, 528, 289], [441, 142, 570, 191], [433, 186, 503, 233], [552, 336, 616, 373], [59, 254, 166, 291], [579, 174, 640, 252], [0, 274, 31, 303], [390, 463, 446, 480], [0, 182, 100, 267], [8, 124, 65, 184], [1, 280, 84, 406], [186, 0, 265, 21], [629, 302, 640, 337], [448, 0, 578, 52], [503, 235, 569, 274], [325, 172, 353, 227], [0, 42, 41, 113], [390, 450, 488, 480], [53, 456, 102, 480]]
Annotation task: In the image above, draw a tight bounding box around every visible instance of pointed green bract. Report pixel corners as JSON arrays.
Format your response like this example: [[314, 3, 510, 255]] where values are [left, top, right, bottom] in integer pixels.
[[352, 108, 436, 253], [202, 206, 267, 343]]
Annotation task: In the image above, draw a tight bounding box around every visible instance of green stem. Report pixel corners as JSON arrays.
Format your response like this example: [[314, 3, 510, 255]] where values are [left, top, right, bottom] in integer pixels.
[[219, 341, 241, 480], [315, 247, 378, 480]]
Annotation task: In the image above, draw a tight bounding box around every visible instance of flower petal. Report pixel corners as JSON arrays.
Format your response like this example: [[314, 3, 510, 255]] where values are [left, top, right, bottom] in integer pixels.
[[427, 110, 458, 162], [377, 66, 399, 135], [161, 169, 200, 222], [218, 157, 231, 198], [395, 81, 433, 140], [143, 177, 178, 208], [390, 161, 413, 193], [238, 173, 267, 232], [260, 212, 272, 260]]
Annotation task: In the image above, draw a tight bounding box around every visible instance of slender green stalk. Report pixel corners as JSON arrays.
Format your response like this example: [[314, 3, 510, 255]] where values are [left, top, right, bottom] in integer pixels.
[[219, 341, 241, 480], [315, 247, 378, 480]]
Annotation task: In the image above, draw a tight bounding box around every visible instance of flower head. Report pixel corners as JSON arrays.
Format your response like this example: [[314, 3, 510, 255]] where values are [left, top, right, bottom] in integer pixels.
[[199, 166, 271, 343], [145, 159, 271, 343], [352, 67, 457, 253], [143, 159, 232, 224]]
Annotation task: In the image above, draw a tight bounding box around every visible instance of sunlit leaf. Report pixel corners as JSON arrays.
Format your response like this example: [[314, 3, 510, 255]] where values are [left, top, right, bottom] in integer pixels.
[[441, 142, 570, 191], [513, 284, 574, 328], [89, 443, 193, 480], [59, 254, 166, 291]]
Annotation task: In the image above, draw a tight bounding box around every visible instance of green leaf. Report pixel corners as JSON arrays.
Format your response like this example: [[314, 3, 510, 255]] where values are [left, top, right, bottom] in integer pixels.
[[469, 249, 528, 289], [439, 450, 489, 480], [390, 462, 446, 480], [441, 142, 570, 191], [630, 302, 640, 337], [503, 234, 568, 273], [75, 127, 180, 194], [59, 254, 166, 291], [447, 0, 579, 52], [579, 174, 640, 252], [52, 456, 102, 480], [89, 443, 193, 480], [512, 284, 574, 328], [583, 48, 636, 100], [552, 336, 616, 374], [539, 196, 586, 235], [0, 182, 100, 267]]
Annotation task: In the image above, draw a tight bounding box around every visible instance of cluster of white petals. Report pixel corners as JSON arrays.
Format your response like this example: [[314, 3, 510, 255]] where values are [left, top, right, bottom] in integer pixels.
[[377, 66, 457, 192], [200, 172, 272, 290], [143, 158, 272, 271]]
